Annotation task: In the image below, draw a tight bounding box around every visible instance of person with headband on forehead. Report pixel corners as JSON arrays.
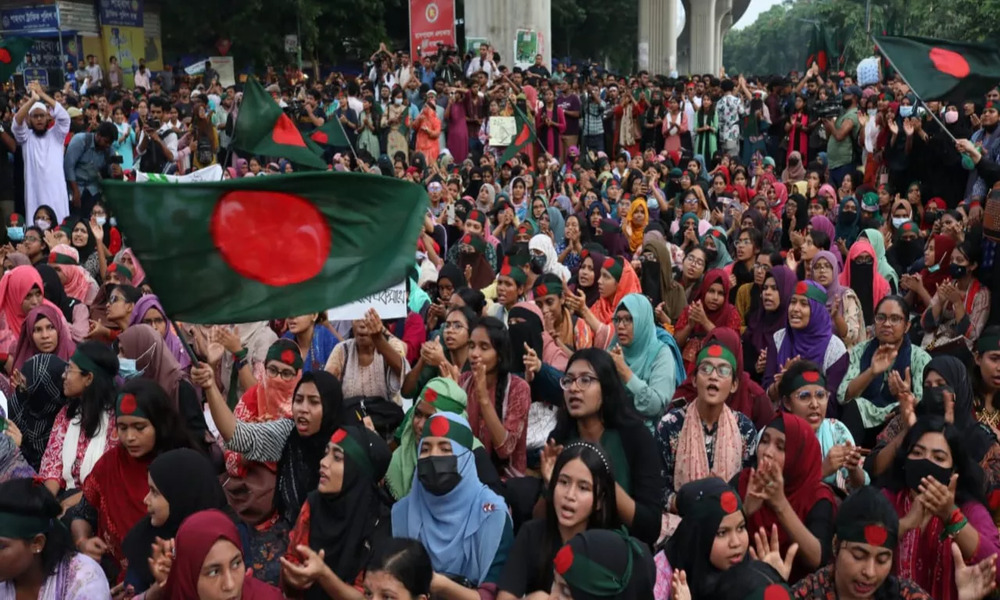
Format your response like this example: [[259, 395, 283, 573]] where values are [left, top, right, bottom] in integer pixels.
[[11, 81, 72, 226], [549, 527, 655, 599]]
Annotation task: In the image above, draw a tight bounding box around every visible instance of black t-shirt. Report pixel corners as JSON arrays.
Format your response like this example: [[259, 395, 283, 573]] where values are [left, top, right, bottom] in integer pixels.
[[497, 518, 553, 596], [296, 107, 325, 133], [174, 100, 192, 121]]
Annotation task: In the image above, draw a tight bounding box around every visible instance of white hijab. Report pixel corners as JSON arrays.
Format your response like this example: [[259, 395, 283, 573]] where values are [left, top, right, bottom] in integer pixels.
[[528, 234, 571, 281]]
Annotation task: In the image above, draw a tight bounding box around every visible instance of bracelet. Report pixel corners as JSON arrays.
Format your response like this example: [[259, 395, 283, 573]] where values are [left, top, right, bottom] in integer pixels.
[[940, 507, 968, 540], [233, 347, 248, 361]]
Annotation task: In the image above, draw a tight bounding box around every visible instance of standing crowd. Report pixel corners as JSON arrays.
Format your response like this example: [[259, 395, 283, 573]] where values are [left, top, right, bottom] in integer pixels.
[[3, 42, 1000, 600]]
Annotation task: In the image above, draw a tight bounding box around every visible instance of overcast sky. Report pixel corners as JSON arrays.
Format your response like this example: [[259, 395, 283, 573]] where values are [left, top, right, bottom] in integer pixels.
[[732, 0, 784, 29]]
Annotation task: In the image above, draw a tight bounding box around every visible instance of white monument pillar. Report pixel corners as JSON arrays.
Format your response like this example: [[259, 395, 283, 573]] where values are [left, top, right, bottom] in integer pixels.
[[638, 0, 679, 74], [688, 0, 716, 75], [464, 0, 551, 71]]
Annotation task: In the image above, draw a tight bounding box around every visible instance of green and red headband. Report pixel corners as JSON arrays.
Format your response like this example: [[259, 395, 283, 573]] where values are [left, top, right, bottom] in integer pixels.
[[533, 279, 563, 298], [419, 377, 467, 414], [518, 222, 536, 236], [499, 258, 527, 286], [793, 280, 828, 305], [116, 392, 148, 419], [421, 414, 475, 450], [837, 522, 897, 550], [265, 340, 303, 371], [8, 214, 24, 227], [48, 251, 78, 265], [687, 488, 744, 521], [554, 528, 643, 596], [466, 210, 487, 226], [0, 511, 52, 539], [461, 234, 488, 254], [697, 343, 737, 370], [788, 369, 826, 390], [976, 334, 1000, 354], [742, 583, 794, 600], [898, 221, 920, 235], [108, 262, 133, 281], [602, 257, 623, 281], [329, 428, 374, 477]]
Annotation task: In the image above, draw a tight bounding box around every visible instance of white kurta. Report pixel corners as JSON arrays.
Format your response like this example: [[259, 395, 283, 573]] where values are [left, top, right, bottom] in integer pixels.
[[12, 103, 71, 224]]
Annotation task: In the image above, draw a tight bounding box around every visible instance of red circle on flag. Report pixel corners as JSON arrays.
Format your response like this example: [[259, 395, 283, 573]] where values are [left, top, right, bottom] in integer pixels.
[[554, 545, 574, 575], [311, 131, 329, 145], [802, 371, 820, 383], [603, 258, 615, 270], [330, 429, 348, 444], [795, 281, 808, 295], [463, 234, 472, 244], [707, 345, 723, 358], [429, 416, 450, 437], [424, 387, 439, 404], [120, 394, 138, 415], [864, 524, 887, 546], [763, 584, 790, 600], [929, 47, 971, 79], [0, 49, 10, 64], [536, 284, 548, 296], [720, 490, 738, 513], [211, 190, 331, 286], [281, 349, 297, 365], [469, 210, 480, 221]]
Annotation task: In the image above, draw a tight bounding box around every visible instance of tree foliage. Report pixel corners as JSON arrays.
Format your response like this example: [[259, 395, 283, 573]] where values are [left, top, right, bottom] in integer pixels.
[[723, 0, 1000, 76]]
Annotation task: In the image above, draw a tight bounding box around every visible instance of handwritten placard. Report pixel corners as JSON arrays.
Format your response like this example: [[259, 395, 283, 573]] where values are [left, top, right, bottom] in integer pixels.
[[326, 281, 406, 321]]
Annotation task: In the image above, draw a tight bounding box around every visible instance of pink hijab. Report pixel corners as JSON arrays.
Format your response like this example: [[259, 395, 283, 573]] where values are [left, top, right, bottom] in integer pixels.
[[11, 303, 76, 370], [0, 266, 44, 337], [118, 248, 146, 287]]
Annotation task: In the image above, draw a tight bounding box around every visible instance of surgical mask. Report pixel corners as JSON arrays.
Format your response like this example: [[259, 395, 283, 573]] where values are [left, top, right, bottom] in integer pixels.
[[949, 263, 968, 279], [945, 110, 959, 124], [904, 457, 953, 491], [394, 98, 403, 106], [899, 105, 914, 118], [118, 357, 144, 380], [417, 455, 461, 496], [6, 227, 23, 242], [95, 216, 107, 227], [529, 254, 547, 274], [109, 217, 117, 226], [867, 108, 877, 117], [891, 217, 908, 228], [35, 219, 51, 231]]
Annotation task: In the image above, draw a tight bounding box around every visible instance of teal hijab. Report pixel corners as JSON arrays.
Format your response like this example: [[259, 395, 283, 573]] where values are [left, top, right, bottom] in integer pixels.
[[860, 228, 898, 289], [546, 206, 566, 245], [701, 226, 733, 269], [615, 294, 669, 382], [835, 197, 861, 247]]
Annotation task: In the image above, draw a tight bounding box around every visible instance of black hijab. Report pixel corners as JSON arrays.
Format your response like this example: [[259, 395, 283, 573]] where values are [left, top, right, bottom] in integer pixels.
[[304, 426, 391, 597], [34, 264, 75, 322], [437, 262, 468, 293], [69, 217, 97, 264], [572, 247, 605, 307], [275, 371, 344, 524], [508, 305, 544, 375], [780, 194, 810, 251], [922, 355, 995, 461], [122, 448, 228, 592]]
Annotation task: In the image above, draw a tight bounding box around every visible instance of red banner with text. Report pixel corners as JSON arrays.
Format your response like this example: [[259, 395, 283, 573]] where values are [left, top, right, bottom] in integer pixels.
[[409, 0, 455, 59]]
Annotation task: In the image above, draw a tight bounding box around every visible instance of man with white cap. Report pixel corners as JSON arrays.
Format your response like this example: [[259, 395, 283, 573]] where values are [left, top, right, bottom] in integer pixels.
[[12, 81, 71, 223]]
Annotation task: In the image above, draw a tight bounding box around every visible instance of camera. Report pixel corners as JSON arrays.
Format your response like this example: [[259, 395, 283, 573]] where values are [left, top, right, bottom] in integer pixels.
[[811, 99, 841, 120], [146, 118, 161, 130], [109, 155, 124, 165]]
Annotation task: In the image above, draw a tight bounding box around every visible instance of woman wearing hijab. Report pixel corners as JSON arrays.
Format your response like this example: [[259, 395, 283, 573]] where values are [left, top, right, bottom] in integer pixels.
[[453, 234, 497, 290], [780, 193, 810, 252], [763, 281, 848, 409], [700, 227, 733, 270], [841, 238, 892, 327], [812, 250, 866, 349], [622, 198, 649, 255], [904, 234, 956, 314], [0, 265, 45, 356], [675, 269, 742, 375], [551, 528, 655, 599], [736, 413, 837, 582], [571, 248, 604, 307], [859, 228, 899, 293], [782, 150, 807, 184], [48, 244, 98, 305], [608, 294, 677, 432], [641, 237, 687, 323], [833, 197, 862, 253], [34, 263, 88, 342], [7, 354, 66, 470], [589, 257, 641, 326], [280, 426, 392, 599], [598, 218, 630, 259], [67, 218, 102, 281], [9, 303, 75, 371], [127, 295, 191, 371], [528, 234, 571, 282], [122, 448, 231, 593], [742, 265, 795, 383], [392, 413, 513, 597], [154, 509, 283, 599], [879, 416, 1000, 600]]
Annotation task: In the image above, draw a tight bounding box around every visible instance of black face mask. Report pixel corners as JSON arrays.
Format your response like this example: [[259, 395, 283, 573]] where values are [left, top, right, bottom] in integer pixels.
[[417, 455, 461, 496], [530, 254, 547, 274], [837, 211, 856, 225], [904, 456, 953, 491], [859, 217, 881, 231], [705, 248, 719, 265], [949, 263, 968, 279], [897, 239, 924, 267]]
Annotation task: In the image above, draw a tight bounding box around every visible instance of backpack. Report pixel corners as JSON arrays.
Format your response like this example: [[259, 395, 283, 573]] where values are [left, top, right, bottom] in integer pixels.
[[196, 131, 215, 166]]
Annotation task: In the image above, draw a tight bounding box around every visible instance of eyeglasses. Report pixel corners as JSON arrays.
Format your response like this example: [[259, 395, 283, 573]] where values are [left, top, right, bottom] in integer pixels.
[[142, 317, 166, 327], [697, 363, 733, 378], [559, 374, 599, 390], [612, 316, 633, 326], [443, 321, 467, 331], [108, 295, 124, 304], [64, 365, 85, 376], [23, 236, 41, 243], [266, 365, 298, 380], [874, 313, 905, 325], [685, 256, 705, 267], [812, 263, 833, 273], [796, 389, 829, 404], [735, 239, 753, 246], [753, 263, 771, 271]]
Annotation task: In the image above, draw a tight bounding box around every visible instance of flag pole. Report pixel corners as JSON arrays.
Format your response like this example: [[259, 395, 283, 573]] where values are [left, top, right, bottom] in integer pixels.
[[872, 36, 959, 146]]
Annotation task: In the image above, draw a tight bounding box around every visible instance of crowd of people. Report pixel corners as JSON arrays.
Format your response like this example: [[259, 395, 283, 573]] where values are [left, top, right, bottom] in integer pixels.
[[4, 39, 1000, 600]]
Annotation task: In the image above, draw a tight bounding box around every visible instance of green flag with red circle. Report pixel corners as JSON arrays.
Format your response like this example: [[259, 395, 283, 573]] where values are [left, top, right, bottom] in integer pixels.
[[101, 172, 428, 323], [498, 105, 536, 165], [875, 36, 1000, 102], [233, 77, 328, 170], [0, 37, 35, 83]]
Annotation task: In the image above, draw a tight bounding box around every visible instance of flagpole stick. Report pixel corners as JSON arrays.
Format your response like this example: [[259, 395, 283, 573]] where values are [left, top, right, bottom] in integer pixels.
[[872, 36, 959, 146]]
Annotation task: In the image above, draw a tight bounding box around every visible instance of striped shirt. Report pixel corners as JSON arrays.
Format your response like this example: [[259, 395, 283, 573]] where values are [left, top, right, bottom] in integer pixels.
[[226, 419, 295, 462]]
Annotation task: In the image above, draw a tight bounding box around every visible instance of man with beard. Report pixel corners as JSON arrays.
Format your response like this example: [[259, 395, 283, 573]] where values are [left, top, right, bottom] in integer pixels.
[[12, 81, 71, 223]]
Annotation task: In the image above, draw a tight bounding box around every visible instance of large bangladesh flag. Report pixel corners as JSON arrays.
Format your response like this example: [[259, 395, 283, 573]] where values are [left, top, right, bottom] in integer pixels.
[[102, 172, 428, 323], [499, 105, 536, 164], [875, 36, 1000, 102], [804, 24, 838, 74], [0, 37, 34, 82], [233, 77, 328, 169]]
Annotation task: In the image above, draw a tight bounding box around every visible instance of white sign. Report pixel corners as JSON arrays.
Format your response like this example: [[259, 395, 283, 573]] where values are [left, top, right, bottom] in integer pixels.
[[488, 116, 516, 147], [284, 35, 299, 53], [183, 57, 235, 87], [326, 281, 407, 321], [136, 164, 224, 183]]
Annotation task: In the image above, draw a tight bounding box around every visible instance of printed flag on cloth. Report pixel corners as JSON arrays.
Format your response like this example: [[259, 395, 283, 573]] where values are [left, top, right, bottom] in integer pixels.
[[499, 105, 536, 164], [875, 36, 1000, 102], [102, 172, 428, 323], [0, 37, 35, 82], [309, 117, 351, 148], [233, 77, 328, 169]]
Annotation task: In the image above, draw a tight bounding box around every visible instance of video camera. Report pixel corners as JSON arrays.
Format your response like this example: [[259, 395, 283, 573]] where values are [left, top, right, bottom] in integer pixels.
[[811, 99, 841, 120]]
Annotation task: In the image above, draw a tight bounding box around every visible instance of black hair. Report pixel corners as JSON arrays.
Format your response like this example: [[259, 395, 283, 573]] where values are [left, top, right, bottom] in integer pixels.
[[454, 287, 486, 315], [366, 538, 433, 597], [66, 341, 119, 438], [148, 95, 170, 112], [445, 305, 477, 329], [739, 227, 763, 252], [113, 284, 143, 305], [307, 89, 322, 102], [777, 359, 824, 404], [96, 121, 118, 140], [972, 324, 1000, 408], [23, 225, 49, 257], [538, 443, 620, 587], [32, 205, 58, 225], [885, 415, 986, 507], [551, 348, 643, 443], [471, 316, 512, 419], [875, 294, 910, 319], [808, 229, 831, 251], [118, 378, 198, 455], [0, 479, 76, 576]]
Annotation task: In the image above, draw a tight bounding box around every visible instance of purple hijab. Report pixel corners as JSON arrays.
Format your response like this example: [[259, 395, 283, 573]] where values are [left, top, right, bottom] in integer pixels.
[[744, 265, 796, 356], [776, 279, 833, 367], [127, 294, 192, 370], [809, 215, 835, 241], [599, 218, 630, 259], [811, 250, 846, 317]]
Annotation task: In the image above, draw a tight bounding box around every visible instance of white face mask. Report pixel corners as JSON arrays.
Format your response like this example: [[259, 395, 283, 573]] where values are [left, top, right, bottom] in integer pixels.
[[35, 219, 51, 231], [945, 110, 959, 124], [394, 98, 403, 106], [891, 216, 909, 228], [95, 216, 107, 226]]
